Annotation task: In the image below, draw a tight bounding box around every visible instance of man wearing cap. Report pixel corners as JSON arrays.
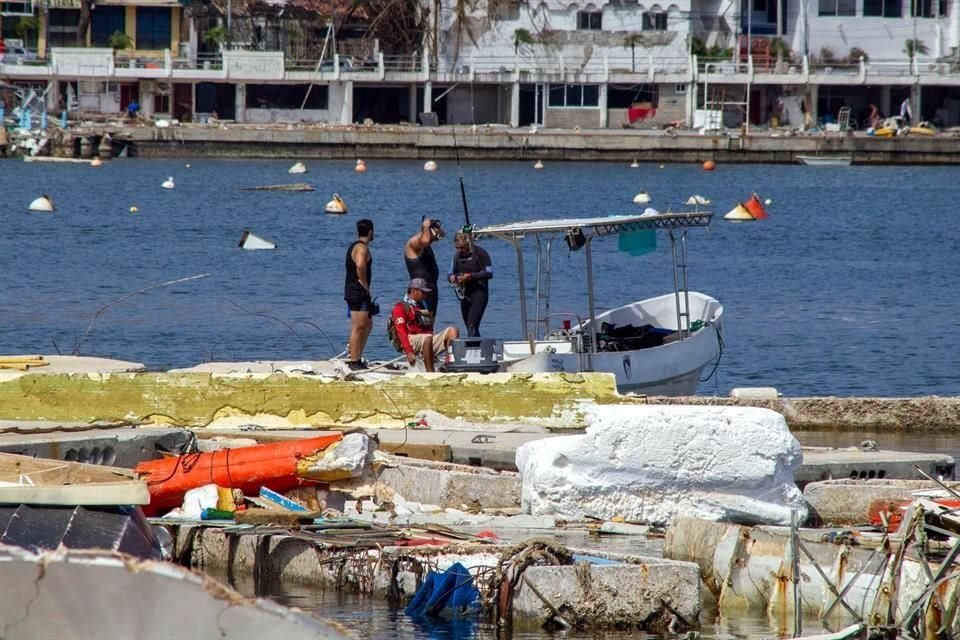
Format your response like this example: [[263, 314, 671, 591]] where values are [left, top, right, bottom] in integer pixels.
[[389, 278, 459, 372]]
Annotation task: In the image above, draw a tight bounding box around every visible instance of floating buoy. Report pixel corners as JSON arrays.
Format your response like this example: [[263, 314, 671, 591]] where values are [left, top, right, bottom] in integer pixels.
[[325, 193, 348, 214], [90, 157, 103, 167], [288, 161, 307, 174], [633, 191, 651, 204], [703, 160, 716, 171], [743, 193, 769, 220], [424, 160, 438, 172], [161, 176, 175, 190], [630, 160, 639, 168], [185, 163, 191, 168], [355, 159, 367, 173], [238, 229, 277, 250], [534, 160, 544, 170], [659, 164, 665, 169], [764, 198, 773, 206], [685, 195, 711, 206], [724, 203, 754, 222], [129, 206, 138, 213], [28, 194, 55, 212]]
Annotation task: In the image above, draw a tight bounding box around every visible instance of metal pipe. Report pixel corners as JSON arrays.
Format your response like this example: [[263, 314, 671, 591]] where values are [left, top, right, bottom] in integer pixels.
[[585, 237, 596, 371], [670, 230, 683, 339], [681, 230, 691, 338], [534, 235, 542, 337], [508, 236, 527, 340]]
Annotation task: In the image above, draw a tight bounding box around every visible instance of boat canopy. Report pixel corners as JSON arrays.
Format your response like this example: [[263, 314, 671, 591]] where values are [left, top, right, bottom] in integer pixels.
[[470, 211, 713, 359], [472, 212, 712, 240]]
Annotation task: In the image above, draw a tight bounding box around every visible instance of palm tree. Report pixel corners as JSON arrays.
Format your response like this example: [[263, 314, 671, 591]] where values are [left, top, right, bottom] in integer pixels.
[[107, 30, 133, 51], [15, 16, 37, 48], [625, 33, 643, 72], [904, 38, 929, 60]]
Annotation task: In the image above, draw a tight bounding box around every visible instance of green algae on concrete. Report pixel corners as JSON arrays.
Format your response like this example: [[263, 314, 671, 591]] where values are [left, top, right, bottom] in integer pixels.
[[0, 371, 626, 427]]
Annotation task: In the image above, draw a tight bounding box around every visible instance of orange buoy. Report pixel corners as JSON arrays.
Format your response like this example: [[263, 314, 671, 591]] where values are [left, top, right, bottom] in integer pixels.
[[135, 434, 343, 515], [355, 159, 367, 173], [703, 160, 716, 171], [743, 193, 769, 220]]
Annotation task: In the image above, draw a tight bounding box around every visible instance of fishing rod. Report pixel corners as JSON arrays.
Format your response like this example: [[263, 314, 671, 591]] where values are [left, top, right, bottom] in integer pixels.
[[450, 125, 472, 233]]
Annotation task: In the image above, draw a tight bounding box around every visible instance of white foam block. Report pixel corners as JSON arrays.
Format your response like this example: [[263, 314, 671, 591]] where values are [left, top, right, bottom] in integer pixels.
[[516, 404, 807, 525]]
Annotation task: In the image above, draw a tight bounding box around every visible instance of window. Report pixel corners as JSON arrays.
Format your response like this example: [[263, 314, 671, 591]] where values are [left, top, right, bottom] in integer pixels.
[[48, 9, 81, 47], [818, 0, 856, 15], [136, 7, 171, 50], [91, 6, 124, 47], [547, 84, 599, 108], [642, 11, 667, 30], [911, 0, 946, 17], [863, 0, 902, 16], [577, 10, 602, 29], [154, 94, 170, 113], [246, 84, 329, 110]]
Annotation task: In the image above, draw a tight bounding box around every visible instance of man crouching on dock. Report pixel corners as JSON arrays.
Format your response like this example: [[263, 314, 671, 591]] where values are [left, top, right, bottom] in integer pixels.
[[389, 278, 458, 372]]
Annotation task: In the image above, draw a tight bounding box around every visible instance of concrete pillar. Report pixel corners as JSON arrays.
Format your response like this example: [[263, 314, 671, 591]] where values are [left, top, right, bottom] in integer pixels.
[[234, 83, 245, 123], [423, 80, 433, 117], [807, 84, 818, 128], [687, 81, 697, 127], [880, 85, 892, 120], [409, 83, 417, 123], [599, 83, 608, 128], [510, 81, 520, 127], [341, 81, 353, 125], [911, 83, 921, 121]]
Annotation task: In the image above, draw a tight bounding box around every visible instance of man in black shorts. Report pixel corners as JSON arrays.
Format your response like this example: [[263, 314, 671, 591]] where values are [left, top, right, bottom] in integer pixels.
[[344, 219, 375, 369], [448, 232, 492, 337]]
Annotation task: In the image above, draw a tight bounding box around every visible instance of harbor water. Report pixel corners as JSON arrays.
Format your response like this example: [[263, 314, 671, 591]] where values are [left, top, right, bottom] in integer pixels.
[[1, 157, 958, 397]]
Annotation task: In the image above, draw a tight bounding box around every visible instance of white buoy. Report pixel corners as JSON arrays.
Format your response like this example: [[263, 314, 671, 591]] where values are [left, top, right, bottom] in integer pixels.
[[630, 160, 639, 168], [633, 191, 651, 204], [129, 206, 138, 213], [238, 229, 277, 250], [325, 193, 348, 214], [161, 177, 175, 190], [90, 157, 103, 167], [28, 195, 55, 212], [288, 161, 307, 174], [534, 160, 544, 170], [355, 159, 367, 173], [185, 163, 191, 168], [424, 160, 438, 172], [764, 198, 773, 206], [724, 203, 755, 222]]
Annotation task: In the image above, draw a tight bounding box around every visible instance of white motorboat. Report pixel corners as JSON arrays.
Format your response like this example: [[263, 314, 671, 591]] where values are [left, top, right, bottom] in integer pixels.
[[796, 154, 853, 166], [471, 212, 724, 396]]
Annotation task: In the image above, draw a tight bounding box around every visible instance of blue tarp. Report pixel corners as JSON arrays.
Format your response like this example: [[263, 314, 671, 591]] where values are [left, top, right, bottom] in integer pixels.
[[405, 562, 480, 619]]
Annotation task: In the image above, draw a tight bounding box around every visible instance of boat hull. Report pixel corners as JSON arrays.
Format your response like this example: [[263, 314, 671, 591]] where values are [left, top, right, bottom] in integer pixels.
[[796, 155, 852, 166], [503, 291, 724, 396]]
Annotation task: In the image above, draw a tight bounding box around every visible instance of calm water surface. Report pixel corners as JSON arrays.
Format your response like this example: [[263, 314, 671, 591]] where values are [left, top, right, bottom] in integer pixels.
[[2, 157, 959, 397]]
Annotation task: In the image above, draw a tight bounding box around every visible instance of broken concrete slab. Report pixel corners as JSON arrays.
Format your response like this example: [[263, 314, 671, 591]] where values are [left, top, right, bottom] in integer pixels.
[[0, 544, 352, 640], [512, 560, 700, 631], [375, 453, 521, 510], [803, 478, 948, 526]]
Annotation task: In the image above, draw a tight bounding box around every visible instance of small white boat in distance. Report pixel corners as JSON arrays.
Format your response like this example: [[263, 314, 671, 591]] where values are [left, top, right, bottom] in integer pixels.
[[796, 154, 853, 166], [472, 211, 724, 396]]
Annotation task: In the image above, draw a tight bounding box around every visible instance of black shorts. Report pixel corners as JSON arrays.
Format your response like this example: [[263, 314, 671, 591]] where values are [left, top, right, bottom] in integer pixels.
[[345, 296, 370, 313]]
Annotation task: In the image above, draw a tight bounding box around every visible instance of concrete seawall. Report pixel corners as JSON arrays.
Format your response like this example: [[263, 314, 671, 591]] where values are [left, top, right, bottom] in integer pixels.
[[125, 125, 960, 164], [1, 363, 959, 430]]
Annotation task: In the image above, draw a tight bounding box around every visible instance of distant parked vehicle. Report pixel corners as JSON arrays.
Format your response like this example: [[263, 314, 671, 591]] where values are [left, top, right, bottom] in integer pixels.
[[2, 45, 39, 64], [319, 58, 353, 72]]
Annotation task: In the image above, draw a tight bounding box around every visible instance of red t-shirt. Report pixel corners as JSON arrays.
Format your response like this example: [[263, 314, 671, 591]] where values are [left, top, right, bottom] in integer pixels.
[[390, 300, 433, 355]]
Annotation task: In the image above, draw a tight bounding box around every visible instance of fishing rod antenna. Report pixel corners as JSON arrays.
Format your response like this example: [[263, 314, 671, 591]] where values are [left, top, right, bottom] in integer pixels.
[[451, 125, 472, 232]]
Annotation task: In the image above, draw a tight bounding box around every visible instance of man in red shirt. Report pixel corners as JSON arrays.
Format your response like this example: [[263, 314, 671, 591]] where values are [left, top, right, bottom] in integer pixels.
[[390, 278, 459, 372]]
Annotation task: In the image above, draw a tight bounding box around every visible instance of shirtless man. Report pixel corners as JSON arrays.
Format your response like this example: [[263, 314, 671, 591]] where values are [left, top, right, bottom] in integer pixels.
[[344, 219, 375, 370]]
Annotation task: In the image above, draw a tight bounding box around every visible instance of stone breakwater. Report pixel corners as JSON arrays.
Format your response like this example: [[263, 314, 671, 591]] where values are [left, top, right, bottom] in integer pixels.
[[114, 123, 960, 164]]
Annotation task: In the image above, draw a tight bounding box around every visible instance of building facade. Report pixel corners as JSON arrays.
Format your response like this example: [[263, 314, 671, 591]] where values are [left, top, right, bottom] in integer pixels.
[[2, 0, 959, 131]]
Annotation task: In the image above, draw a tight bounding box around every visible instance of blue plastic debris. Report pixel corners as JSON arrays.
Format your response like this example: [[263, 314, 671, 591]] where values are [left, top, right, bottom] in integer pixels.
[[405, 562, 480, 619]]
